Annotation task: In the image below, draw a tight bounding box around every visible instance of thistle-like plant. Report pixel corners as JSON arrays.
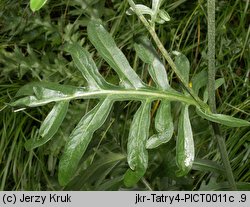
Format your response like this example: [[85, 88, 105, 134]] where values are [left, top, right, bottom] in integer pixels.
[[12, 1, 249, 187]]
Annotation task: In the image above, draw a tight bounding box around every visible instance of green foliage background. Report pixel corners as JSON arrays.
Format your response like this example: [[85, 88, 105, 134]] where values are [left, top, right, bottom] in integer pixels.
[[0, 0, 249, 190]]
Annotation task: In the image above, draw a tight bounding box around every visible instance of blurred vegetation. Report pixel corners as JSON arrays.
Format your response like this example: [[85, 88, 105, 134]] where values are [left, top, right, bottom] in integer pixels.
[[0, 0, 249, 190]]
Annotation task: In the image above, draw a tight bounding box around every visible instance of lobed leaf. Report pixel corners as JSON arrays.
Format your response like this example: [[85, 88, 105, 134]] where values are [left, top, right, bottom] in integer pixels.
[[196, 108, 250, 127], [134, 36, 170, 89], [64, 43, 111, 90], [174, 53, 194, 175], [173, 51, 190, 84], [146, 100, 173, 149], [124, 101, 151, 187], [151, 0, 161, 24], [126, 4, 153, 16], [176, 104, 194, 177], [135, 36, 173, 149], [11, 82, 86, 107], [58, 98, 113, 186], [191, 70, 208, 95], [11, 85, 198, 108], [87, 20, 144, 89], [30, 0, 48, 12], [158, 10, 171, 23], [152, 0, 162, 13], [15, 81, 80, 98], [127, 1, 170, 25], [25, 101, 69, 150]]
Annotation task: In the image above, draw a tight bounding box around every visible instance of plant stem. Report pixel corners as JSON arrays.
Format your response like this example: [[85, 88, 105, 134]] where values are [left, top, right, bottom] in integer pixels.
[[128, 0, 237, 190], [207, 0, 216, 113], [127, 0, 205, 109], [13, 88, 199, 108], [207, 0, 237, 190], [212, 123, 237, 190]]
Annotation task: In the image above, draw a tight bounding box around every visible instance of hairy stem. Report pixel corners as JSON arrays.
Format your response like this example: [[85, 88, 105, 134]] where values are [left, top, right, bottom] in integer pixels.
[[208, 0, 237, 190], [207, 0, 216, 113], [127, 0, 237, 190], [127, 0, 205, 109]]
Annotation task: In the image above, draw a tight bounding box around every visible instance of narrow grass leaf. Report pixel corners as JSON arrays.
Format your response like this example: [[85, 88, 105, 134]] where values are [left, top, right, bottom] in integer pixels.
[[30, 0, 48, 12], [192, 158, 225, 175], [25, 101, 69, 151], [65, 43, 111, 90], [176, 104, 194, 176], [87, 20, 144, 89], [203, 78, 225, 102], [124, 101, 151, 187], [196, 108, 250, 127], [58, 98, 113, 186]]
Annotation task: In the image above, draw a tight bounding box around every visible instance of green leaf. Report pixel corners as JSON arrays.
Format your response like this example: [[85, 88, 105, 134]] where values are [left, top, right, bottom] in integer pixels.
[[146, 100, 173, 149], [152, 0, 162, 12], [11, 85, 197, 108], [134, 36, 170, 89], [15, 82, 80, 98], [65, 43, 112, 90], [11, 83, 87, 107], [124, 101, 151, 187], [158, 10, 171, 22], [196, 108, 250, 127], [25, 101, 69, 150], [30, 0, 48, 12], [66, 152, 126, 190], [191, 70, 208, 95], [134, 37, 154, 64], [151, 0, 161, 24], [58, 98, 113, 186], [192, 158, 225, 175], [126, 1, 170, 25], [176, 104, 194, 176], [126, 4, 153, 16], [135, 36, 173, 149], [173, 51, 190, 84], [87, 20, 144, 89]]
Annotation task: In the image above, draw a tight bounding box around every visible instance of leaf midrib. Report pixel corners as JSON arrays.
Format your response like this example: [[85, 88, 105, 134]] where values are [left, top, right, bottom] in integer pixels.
[[28, 88, 199, 107]]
